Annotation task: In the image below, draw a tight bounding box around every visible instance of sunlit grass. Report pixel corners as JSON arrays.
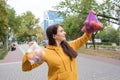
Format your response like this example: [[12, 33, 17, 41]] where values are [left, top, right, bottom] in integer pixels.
[[78, 47, 120, 60]]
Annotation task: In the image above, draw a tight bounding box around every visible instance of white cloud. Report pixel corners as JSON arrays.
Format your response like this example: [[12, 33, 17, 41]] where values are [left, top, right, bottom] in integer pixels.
[[7, 0, 61, 21], [7, 0, 119, 30]]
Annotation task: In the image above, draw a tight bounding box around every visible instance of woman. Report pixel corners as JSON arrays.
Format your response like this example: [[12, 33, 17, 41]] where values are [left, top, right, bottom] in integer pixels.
[[22, 24, 92, 80]]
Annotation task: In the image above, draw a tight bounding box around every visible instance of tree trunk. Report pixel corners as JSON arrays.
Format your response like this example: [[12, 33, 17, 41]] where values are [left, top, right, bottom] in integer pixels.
[[92, 34, 96, 49], [85, 43, 88, 48]]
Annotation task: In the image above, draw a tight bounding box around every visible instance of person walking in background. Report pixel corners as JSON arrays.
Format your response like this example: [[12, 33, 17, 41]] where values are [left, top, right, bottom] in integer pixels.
[[22, 10, 101, 80], [11, 43, 16, 51]]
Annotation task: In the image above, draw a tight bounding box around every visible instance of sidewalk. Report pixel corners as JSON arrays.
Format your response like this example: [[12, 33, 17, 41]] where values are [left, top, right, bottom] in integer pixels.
[[0, 43, 29, 63], [0, 46, 23, 63]]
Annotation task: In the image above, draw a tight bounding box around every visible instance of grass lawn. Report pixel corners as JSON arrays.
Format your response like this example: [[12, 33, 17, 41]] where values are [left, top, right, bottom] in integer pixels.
[[78, 48, 120, 60], [0, 49, 8, 60]]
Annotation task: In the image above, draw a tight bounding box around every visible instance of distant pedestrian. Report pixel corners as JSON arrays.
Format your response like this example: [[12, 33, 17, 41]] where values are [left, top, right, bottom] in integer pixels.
[[11, 43, 16, 51]]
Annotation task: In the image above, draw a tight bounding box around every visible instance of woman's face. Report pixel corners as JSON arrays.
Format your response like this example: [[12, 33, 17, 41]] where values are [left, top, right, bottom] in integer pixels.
[[53, 26, 66, 42]]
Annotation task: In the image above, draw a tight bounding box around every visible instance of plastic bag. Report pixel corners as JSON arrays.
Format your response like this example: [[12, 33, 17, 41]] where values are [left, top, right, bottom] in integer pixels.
[[27, 42, 41, 53], [26, 42, 44, 64], [81, 10, 103, 33]]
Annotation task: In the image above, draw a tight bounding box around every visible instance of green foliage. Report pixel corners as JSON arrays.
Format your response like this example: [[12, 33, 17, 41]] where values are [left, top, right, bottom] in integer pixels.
[[96, 27, 119, 45], [54, 0, 120, 27], [62, 15, 83, 40], [54, 0, 99, 40], [0, 49, 8, 60], [14, 11, 43, 42], [96, 0, 119, 25], [7, 7, 20, 33], [53, 0, 120, 48], [0, 1, 44, 45], [20, 11, 39, 29], [0, 0, 8, 43]]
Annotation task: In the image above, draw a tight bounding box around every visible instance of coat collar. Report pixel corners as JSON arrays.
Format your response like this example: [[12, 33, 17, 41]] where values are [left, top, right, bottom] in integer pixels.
[[46, 45, 62, 50]]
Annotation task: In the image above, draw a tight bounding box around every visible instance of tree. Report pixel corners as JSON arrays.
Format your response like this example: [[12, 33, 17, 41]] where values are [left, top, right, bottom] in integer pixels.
[[62, 15, 83, 40], [54, 0, 100, 48], [15, 11, 40, 42], [96, 0, 120, 25], [0, 0, 8, 46], [96, 26, 119, 45], [54, 0, 120, 48], [7, 6, 21, 34], [34, 26, 44, 42]]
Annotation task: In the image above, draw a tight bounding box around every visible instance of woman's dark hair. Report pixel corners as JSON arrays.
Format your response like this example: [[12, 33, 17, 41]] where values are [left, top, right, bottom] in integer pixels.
[[46, 24, 77, 60]]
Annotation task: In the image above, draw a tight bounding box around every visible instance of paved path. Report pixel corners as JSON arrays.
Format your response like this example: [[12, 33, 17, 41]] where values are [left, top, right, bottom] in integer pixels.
[[0, 43, 28, 63], [0, 44, 120, 80]]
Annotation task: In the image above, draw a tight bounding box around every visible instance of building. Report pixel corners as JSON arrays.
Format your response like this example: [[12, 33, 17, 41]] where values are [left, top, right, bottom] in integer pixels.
[[43, 10, 64, 31]]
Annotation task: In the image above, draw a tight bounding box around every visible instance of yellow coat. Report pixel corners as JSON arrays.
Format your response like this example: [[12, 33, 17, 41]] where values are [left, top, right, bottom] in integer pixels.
[[22, 33, 91, 80]]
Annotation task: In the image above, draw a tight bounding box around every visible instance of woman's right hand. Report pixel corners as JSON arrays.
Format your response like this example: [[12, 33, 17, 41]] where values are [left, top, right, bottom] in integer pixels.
[[26, 49, 45, 61], [34, 49, 45, 59], [26, 53, 35, 60]]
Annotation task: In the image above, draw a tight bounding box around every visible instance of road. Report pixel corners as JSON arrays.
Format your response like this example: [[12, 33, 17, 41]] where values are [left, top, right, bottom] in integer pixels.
[[0, 44, 120, 80]]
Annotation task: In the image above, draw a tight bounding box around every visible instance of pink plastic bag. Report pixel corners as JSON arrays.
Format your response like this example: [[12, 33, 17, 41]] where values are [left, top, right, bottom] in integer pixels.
[[81, 10, 103, 33]]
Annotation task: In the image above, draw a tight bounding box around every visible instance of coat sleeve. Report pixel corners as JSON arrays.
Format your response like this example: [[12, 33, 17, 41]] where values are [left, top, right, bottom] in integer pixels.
[[22, 54, 44, 72], [68, 32, 92, 50]]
